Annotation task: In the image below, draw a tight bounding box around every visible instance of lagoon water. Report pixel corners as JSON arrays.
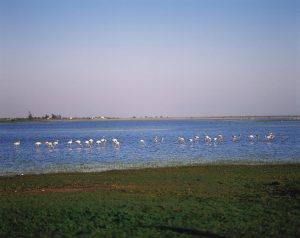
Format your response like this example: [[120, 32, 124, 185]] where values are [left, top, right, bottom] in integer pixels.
[[0, 119, 299, 176]]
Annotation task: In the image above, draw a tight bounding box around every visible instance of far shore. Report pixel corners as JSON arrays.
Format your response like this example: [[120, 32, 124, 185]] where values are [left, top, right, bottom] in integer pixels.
[[1, 115, 300, 123]]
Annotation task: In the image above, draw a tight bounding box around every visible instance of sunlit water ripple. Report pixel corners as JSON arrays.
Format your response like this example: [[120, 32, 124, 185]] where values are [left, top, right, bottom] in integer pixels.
[[0, 120, 299, 176]]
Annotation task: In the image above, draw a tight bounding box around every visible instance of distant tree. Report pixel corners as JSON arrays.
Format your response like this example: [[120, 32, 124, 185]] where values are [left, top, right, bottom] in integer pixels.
[[51, 114, 62, 119], [28, 111, 33, 120]]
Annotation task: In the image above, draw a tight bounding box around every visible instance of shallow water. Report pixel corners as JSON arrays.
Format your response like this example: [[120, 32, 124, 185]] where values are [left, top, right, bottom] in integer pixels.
[[0, 119, 299, 176]]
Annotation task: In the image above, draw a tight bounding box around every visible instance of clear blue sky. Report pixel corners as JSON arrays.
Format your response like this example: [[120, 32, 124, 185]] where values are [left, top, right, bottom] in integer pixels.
[[0, 0, 299, 117]]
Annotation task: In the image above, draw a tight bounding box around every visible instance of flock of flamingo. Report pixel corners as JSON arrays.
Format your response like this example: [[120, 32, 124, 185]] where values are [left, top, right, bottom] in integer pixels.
[[12, 132, 275, 148]]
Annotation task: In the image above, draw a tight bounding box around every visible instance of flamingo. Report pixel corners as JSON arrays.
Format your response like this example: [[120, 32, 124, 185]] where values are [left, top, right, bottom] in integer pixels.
[[75, 140, 82, 146], [100, 138, 107, 145], [112, 138, 120, 147], [204, 135, 211, 143], [232, 135, 239, 142], [188, 138, 193, 144], [217, 135, 223, 142], [194, 135, 200, 142], [266, 133, 275, 141], [67, 140, 72, 146], [177, 137, 185, 144], [140, 139, 145, 144], [47, 142, 54, 149], [85, 140, 92, 148], [96, 140, 101, 145], [14, 141, 20, 146], [153, 136, 158, 143], [53, 140, 59, 146], [35, 141, 42, 147]]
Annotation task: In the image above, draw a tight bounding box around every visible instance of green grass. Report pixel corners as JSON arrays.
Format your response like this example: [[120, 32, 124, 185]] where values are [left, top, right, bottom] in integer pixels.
[[1, 164, 300, 237]]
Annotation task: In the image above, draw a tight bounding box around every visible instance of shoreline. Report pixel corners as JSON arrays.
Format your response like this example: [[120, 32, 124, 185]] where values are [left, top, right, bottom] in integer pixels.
[[1, 162, 300, 178], [1, 115, 300, 123]]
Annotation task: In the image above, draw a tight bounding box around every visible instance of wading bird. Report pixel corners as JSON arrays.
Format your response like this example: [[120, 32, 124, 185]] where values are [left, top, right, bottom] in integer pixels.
[[232, 135, 239, 142], [217, 135, 223, 142], [35, 141, 42, 147], [178, 137, 185, 144], [46, 142, 54, 149], [112, 138, 120, 147], [14, 141, 20, 146], [85, 140, 92, 148], [67, 140, 72, 146], [100, 138, 107, 145], [204, 135, 211, 143], [53, 140, 59, 146], [266, 133, 275, 141], [75, 140, 82, 146]]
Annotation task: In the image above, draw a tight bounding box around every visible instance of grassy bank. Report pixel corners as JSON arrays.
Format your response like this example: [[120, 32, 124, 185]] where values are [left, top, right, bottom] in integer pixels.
[[1, 164, 300, 237]]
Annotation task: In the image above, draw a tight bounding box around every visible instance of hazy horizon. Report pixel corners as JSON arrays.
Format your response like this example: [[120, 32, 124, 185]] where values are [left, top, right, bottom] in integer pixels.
[[1, 0, 299, 118]]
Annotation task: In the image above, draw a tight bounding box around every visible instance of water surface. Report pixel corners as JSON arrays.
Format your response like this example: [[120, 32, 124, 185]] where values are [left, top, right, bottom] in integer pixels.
[[0, 120, 299, 176]]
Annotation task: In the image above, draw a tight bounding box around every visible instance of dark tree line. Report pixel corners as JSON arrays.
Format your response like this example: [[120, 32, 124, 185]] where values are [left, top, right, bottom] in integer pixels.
[[27, 112, 62, 120]]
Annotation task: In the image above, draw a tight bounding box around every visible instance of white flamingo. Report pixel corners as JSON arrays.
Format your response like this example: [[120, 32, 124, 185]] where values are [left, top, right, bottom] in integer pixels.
[[178, 137, 185, 144], [232, 135, 239, 142], [204, 135, 211, 143], [217, 135, 223, 142], [85, 140, 92, 148], [35, 141, 42, 147], [75, 140, 82, 146], [266, 133, 275, 141], [100, 138, 107, 145], [47, 142, 54, 149], [14, 141, 20, 146], [67, 140, 72, 146], [112, 138, 120, 147], [53, 140, 59, 146]]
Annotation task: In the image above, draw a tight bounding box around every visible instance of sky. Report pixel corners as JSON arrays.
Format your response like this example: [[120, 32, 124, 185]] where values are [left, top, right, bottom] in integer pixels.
[[0, 0, 299, 118]]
